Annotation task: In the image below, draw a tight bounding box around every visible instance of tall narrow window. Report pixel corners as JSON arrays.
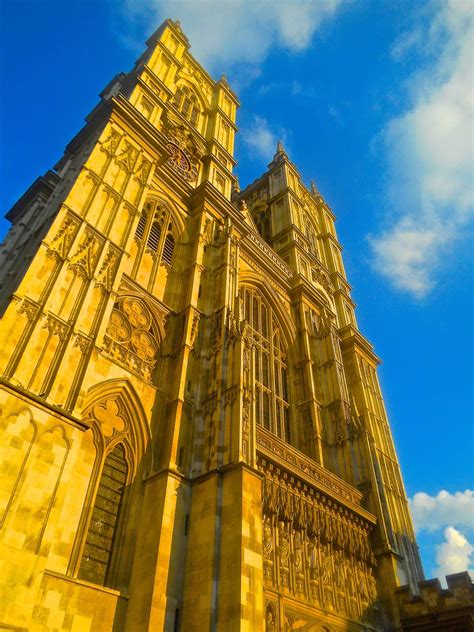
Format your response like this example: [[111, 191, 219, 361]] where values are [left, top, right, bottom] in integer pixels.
[[241, 288, 291, 443], [129, 200, 177, 293], [78, 443, 128, 587], [252, 205, 271, 243], [304, 214, 320, 260], [173, 85, 201, 128]]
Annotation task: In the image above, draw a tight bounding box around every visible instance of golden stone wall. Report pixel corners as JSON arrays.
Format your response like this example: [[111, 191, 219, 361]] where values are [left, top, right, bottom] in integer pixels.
[[0, 18, 424, 632]]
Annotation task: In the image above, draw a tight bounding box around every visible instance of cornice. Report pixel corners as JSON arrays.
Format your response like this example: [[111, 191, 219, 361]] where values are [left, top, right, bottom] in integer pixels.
[[256, 427, 376, 524], [339, 325, 382, 366]]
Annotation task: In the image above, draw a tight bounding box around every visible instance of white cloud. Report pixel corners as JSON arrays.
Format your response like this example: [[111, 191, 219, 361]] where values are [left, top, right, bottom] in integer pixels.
[[370, 1, 474, 297], [120, 0, 343, 75], [433, 526, 474, 579], [240, 115, 284, 161], [409, 490, 474, 533]]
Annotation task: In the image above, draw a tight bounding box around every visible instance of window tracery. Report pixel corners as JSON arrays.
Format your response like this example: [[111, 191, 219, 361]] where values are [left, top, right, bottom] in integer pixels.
[[75, 386, 148, 591], [103, 296, 160, 382], [173, 85, 200, 128], [304, 213, 320, 260], [241, 287, 290, 443], [128, 200, 177, 292]]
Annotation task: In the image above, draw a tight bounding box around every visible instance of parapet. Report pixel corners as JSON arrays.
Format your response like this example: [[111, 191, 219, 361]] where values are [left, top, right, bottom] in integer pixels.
[[396, 572, 474, 631]]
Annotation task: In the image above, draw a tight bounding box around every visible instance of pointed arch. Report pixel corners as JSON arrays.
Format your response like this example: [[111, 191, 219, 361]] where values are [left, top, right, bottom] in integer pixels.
[[142, 191, 186, 234], [174, 76, 208, 113], [127, 194, 184, 296], [238, 271, 297, 358], [239, 274, 297, 444], [72, 379, 152, 588], [82, 378, 151, 476]]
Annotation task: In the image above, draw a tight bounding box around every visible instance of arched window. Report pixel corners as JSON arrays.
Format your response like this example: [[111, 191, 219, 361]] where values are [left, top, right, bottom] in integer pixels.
[[304, 214, 320, 260], [252, 205, 271, 243], [78, 443, 128, 586], [241, 287, 290, 443], [128, 200, 177, 293], [173, 85, 200, 127]]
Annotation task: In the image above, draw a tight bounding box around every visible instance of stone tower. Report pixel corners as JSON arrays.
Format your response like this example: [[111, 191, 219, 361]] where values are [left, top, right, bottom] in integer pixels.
[[0, 19, 423, 632]]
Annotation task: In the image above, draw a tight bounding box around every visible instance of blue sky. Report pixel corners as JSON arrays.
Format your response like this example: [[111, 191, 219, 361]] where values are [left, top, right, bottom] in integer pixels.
[[1, 0, 473, 582]]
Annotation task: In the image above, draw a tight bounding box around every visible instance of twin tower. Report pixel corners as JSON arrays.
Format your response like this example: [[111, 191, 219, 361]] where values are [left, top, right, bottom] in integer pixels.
[[0, 19, 424, 632]]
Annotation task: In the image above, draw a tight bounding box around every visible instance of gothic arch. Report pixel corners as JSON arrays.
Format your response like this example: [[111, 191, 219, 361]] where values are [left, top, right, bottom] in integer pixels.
[[143, 191, 186, 235], [238, 271, 297, 360], [174, 76, 208, 113], [239, 276, 298, 444], [69, 379, 152, 585], [82, 378, 151, 476], [251, 201, 272, 243]]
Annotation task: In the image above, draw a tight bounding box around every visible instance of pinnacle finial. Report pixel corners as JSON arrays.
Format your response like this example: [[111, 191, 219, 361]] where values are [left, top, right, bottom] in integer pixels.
[[310, 180, 320, 196], [231, 178, 241, 205], [232, 176, 241, 193], [272, 140, 287, 162]]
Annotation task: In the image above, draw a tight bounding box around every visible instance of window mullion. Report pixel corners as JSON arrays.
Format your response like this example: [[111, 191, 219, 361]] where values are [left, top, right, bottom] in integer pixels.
[[132, 207, 153, 278], [148, 210, 169, 291]]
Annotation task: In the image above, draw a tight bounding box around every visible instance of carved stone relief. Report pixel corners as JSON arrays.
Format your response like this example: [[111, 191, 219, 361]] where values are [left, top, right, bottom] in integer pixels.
[[103, 296, 160, 382], [259, 452, 379, 625]]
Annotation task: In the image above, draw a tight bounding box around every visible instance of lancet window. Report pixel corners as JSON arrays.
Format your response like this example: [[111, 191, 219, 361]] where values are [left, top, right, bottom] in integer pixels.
[[252, 204, 271, 243], [173, 85, 200, 127], [304, 213, 320, 260], [129, 200, 176, 292], [78, 443, 128, 587], [241, 287, 290, 442]]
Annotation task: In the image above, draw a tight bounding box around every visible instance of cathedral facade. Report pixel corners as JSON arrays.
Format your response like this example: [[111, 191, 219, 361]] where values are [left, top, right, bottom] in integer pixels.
[[0, 20, 425, 632]]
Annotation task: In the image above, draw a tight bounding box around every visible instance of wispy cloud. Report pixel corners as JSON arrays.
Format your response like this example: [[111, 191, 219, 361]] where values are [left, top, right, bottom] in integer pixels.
[[434, 526, 474, 579], [390, 29, 423, 61], [369, 1, 474, 297], [240, 115, 286, 161], [120, 0, 343, 78], [410, 490, 474, 533]]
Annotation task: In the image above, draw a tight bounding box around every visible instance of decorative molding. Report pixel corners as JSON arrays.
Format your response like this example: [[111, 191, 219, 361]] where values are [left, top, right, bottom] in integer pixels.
[[256, 426, 365, 510]]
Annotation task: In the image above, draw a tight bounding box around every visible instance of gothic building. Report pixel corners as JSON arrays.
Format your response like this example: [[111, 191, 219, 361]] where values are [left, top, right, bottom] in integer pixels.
[[0, 19, 427, 632]]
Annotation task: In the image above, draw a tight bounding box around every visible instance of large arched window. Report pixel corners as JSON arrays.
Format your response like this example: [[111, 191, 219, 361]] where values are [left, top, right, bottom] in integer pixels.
[[241, 287, 290, 442], [127, 200, 176, 294], [74, 384, 149, 591], [173, 85, 200, 128]]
